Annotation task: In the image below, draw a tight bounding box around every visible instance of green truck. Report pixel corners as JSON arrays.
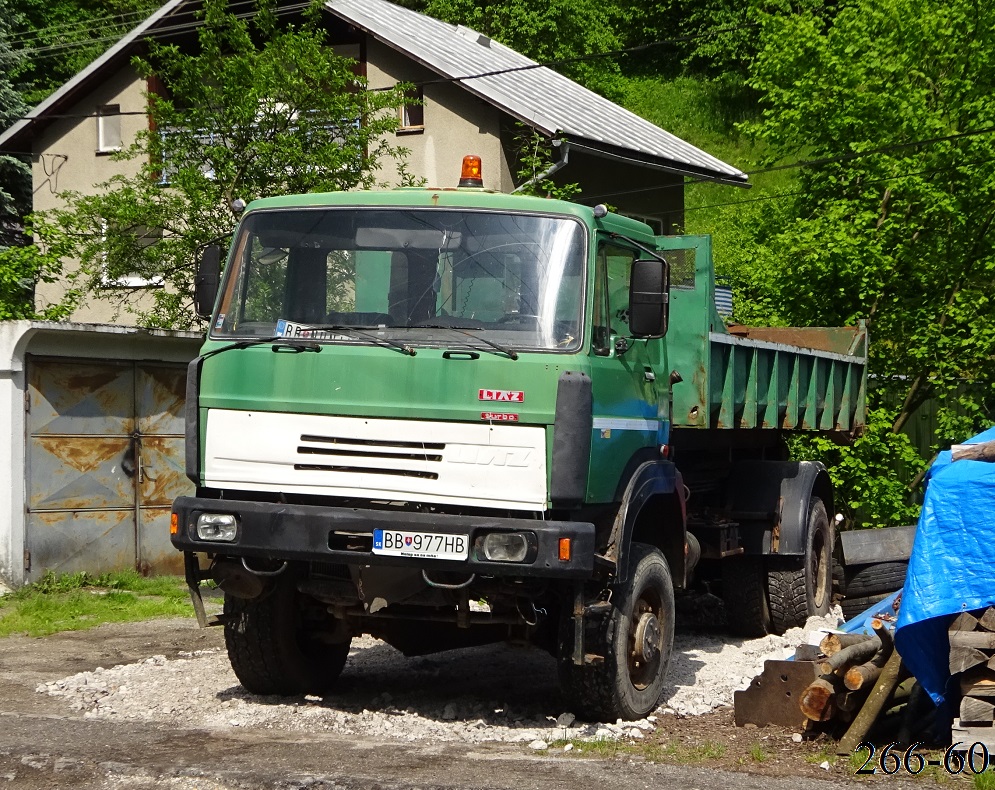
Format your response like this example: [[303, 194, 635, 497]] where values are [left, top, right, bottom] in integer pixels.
[[171, 160, 867, 721]]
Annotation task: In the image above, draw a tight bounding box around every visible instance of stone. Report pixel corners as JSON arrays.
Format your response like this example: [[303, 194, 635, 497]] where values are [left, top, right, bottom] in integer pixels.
[[529, 740, 548, 750]]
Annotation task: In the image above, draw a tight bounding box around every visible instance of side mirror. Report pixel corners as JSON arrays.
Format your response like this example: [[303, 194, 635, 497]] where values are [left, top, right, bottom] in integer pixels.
[[194, 245, 222, 319], [628, 257, 669, 337]]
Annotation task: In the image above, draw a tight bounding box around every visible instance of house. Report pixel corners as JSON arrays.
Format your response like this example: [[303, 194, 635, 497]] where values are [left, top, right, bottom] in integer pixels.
[[0, 0, 746, 325]]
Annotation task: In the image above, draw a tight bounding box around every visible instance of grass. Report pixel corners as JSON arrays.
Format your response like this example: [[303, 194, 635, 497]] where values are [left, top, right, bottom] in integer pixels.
[[0, 569, 193, 637], [749, 742, 770, 763], [547, 736, 726, 765]]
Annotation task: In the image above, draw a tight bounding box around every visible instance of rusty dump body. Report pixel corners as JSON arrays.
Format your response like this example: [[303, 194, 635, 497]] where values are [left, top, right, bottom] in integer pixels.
[[690, 322, 868, 433], [660, 235, 868, 437]]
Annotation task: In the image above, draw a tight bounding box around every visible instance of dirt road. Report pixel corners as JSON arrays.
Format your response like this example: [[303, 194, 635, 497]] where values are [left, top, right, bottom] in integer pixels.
[[0, 618, 896, 789]]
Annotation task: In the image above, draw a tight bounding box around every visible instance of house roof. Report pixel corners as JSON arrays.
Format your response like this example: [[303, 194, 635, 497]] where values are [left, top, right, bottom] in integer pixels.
[[324, 0, 747, 186], [0, 0, 748, 187]]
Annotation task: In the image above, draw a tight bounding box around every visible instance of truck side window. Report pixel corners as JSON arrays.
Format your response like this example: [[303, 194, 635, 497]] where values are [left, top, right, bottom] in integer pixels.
[[594, 243, 637, 353], [593, 247, 610, 354]]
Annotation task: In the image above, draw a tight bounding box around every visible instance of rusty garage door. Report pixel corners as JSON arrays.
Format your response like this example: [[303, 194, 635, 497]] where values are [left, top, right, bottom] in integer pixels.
[[24, 357, 193, 581]]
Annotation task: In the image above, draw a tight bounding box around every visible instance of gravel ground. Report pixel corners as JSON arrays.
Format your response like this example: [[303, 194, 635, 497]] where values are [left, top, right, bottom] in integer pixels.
[[36, 607, 843, 747]]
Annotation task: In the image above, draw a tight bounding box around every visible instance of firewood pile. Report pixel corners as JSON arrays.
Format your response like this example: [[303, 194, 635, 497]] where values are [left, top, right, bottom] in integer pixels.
[[794, 617, 919, 753], [950, 608, 995, 750], [736, 597, 940, 752]]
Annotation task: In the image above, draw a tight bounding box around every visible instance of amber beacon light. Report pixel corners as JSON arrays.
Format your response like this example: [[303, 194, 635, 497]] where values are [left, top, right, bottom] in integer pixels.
[[458, 155, 483, 187]]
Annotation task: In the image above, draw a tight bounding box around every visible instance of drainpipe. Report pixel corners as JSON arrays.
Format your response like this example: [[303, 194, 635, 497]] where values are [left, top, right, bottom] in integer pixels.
[[512, 139, 569, 194]]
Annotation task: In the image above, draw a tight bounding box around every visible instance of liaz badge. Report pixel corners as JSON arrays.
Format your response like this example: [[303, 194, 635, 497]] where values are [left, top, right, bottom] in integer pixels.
[[478, 389, 525, 402]]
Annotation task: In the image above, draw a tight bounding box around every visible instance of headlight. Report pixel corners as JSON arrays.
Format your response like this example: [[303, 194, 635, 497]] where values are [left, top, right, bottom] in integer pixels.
[[476, 531, 532, 562], [196, 513, 238, 542]]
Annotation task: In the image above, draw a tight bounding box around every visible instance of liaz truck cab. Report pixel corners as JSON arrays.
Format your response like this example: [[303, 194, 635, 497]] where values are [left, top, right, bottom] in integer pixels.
[[172, 157, 867, 721]]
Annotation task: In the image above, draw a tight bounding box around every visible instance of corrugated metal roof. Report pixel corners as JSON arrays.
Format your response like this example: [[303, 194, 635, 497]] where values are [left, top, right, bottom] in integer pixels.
[[1, 0, 747, 185], [325, 0, 747, 184]]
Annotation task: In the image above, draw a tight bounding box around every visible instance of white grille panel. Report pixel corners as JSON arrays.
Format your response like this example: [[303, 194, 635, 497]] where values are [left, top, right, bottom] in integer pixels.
[[204, 409, 548, 510]]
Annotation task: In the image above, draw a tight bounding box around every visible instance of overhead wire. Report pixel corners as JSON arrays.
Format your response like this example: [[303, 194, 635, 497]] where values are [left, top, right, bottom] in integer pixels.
[[6, 1, 995, 206], [15, 1, 313, 59]]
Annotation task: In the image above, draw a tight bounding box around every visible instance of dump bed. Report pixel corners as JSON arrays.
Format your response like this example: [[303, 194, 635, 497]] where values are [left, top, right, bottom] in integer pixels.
[[659, 235, 868, 435]]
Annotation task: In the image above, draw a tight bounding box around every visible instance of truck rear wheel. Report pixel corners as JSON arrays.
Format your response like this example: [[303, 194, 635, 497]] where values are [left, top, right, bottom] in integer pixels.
[[224, 576, 351, 696], [767, 496, 833, 634], [722, 556, 770, 638], [723, 497, 833, 636], [559, 542, 675, 721]]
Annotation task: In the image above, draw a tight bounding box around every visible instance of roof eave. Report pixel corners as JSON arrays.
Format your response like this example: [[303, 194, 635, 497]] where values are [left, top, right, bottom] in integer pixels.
[[558, 136, 750, 189], [0, 0, 188, 154]]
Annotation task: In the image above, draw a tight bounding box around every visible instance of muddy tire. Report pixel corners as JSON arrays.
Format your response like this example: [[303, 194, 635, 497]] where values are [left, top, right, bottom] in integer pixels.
[[224, 577, 350, 696], [767, 496, 833, 634], [841, 592, 896, 621], [722, 556, 770, 638], [723, 497, 833, 637], [559, 543, 675, 721], [843, 561, 908, 598]]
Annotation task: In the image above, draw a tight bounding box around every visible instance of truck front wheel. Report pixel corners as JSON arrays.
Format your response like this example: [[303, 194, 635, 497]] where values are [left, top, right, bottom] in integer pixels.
[[559, 542, 675, 721], [224, 575, 351, 696]]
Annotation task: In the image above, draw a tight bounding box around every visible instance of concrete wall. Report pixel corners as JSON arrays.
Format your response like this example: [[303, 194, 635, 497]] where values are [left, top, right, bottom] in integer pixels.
[[0, 321, 202, 588]]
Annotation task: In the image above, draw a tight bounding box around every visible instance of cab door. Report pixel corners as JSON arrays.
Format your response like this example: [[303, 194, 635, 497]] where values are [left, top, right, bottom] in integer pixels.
[[586, 240, 665, 503]]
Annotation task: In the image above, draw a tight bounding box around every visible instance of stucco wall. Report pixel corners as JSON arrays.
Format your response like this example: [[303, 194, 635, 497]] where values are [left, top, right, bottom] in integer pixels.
[[32, 65, 154, 325], [365, 40, 514, 192]]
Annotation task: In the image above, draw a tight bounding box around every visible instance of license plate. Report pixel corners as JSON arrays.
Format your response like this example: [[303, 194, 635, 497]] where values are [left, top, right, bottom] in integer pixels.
[[372, 529, 468, 561]]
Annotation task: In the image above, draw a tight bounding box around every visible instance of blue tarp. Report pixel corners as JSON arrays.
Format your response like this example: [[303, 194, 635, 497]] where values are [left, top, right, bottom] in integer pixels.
[[893, 426, 995, 705]]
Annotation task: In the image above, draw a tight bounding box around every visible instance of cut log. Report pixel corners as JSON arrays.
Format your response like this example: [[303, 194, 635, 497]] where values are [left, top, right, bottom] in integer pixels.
[[959, 666, 995, 694], [950, 612, 980, 632], [951, 440, 995, 462], [844, 622, 893, 691], [951, 646, 991, 674], [820, 636, 881, 675], [960, 696, 995, 724], [871, 618, 894, 654], [979, 608, 995, 632], [837, 650, 904, 755], [845, 661, 884, 691], [820, 632, 875, 657], [800, 675, 842, 722], [949, 631, 995, 649]]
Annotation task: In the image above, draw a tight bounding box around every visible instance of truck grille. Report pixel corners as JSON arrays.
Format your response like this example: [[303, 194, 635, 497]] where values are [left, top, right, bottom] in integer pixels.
[[296, 434, 443, 478]]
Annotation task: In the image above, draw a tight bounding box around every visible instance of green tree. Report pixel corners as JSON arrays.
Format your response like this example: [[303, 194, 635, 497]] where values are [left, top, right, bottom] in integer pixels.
[[35, 0, 414, 328], [0, 0, 43, 318], [12, 0, 158, 104], [744, 0, 995, 524]]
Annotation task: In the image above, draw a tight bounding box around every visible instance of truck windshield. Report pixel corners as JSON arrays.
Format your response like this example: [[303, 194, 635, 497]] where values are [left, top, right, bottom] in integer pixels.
[[212, 208, 586, 353]]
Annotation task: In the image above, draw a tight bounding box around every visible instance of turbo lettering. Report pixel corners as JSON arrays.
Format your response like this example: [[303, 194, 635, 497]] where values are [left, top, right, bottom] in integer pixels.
[[481, 412, 519, 422]]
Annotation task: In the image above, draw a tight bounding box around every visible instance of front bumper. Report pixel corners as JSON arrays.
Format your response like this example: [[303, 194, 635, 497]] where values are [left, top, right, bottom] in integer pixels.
[[171, 496, 596, 579]]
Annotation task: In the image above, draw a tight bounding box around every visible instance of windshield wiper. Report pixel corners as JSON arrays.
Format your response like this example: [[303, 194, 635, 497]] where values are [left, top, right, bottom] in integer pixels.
[[415, 324, 519, 360], [306, 324, 417, 356], [199, 337, 322, 361]]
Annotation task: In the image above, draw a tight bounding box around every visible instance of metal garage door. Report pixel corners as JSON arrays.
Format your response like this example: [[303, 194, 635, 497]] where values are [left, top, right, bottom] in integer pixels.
[[24, 357, 193, 581]]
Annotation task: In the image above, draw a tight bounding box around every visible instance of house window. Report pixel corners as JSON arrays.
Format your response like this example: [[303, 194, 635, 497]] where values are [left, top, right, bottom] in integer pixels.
[[100, 221, 164, 288], [97, 105, 122, 153], [399, 88, 424, 133]]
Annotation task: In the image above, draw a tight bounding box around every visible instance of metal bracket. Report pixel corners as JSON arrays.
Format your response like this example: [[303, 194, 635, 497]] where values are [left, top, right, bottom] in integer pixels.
[[184, 552, 223, 628]]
